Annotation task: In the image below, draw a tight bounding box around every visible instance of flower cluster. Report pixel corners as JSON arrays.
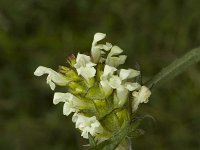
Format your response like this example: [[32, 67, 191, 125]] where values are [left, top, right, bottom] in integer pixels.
[[34, 33, 151, 143]]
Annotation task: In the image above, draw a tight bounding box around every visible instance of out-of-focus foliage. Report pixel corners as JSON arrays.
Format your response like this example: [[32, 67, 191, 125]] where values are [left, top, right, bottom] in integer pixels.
[[0, 0, 200, 149]]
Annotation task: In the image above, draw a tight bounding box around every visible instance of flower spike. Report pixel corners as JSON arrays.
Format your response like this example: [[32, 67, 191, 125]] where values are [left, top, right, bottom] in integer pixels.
[[34, 33, 151, 149]]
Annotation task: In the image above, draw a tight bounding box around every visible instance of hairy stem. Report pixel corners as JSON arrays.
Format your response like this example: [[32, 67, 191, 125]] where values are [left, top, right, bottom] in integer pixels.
[[146, 47, 200, 88]]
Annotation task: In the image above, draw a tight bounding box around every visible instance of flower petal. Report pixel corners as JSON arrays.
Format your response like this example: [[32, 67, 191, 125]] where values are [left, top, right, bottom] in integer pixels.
[[34, 66, 69, 90], [103, 42, 112, 51], [119, 69, 140, 80], [77, 66, 96, 80], [95, 42, 112, 51], [53, 92, 83, 115], [93, 33, 106, 43], [125, 82, 141, 91], [74, 53, 96, 81], [115, 86, 129, 107], [109, 46, 123, 55], [47, 75, 56, 90], [91, 33, 106, 63], [106, 55, 127, 67], [132, 86, 151, 112], [73, 113, 102, 139], [63, 102, 76, 116], [105, 46, 127, 67], [53, 92, 73, 105], [100, 80, 113, 97], [109, 76, 122, 89], [102, 65, 117, 77], [76, 53, 91, 64]]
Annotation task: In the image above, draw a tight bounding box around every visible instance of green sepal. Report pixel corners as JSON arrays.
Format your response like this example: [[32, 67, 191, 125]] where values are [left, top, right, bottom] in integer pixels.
[[88, 133, 97, 148], [74, 97, 97, 115], [58, 66, 81, 82], [90, 124, 130, 150], [96, 63, 104, 81], [86, 84, 105, 100], [68, 81, 87, 95], [100, 109, 130, 133]]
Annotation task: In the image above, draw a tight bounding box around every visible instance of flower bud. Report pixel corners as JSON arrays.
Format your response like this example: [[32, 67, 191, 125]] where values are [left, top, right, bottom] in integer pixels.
[[67, 54, 76, 67]]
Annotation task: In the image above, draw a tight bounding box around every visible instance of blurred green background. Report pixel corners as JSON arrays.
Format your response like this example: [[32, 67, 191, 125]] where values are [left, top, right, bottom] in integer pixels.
[[0, 0, 200, 149]]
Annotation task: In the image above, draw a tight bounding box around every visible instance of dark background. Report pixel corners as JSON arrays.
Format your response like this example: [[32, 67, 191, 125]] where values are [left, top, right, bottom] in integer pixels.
[[0, 0, 200, 149]]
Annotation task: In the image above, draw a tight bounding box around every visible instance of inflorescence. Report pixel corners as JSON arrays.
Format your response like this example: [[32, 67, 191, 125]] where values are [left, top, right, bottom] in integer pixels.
[[34, 33, 151, 144]]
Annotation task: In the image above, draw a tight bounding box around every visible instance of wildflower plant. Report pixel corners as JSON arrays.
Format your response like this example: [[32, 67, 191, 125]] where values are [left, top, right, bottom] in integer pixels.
[[34, 33, 200, 150]]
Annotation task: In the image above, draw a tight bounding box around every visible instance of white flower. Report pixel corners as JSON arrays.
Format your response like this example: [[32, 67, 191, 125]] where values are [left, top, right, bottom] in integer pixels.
[[108, 68, 141, 106], [72, 113, 103, 139], [100, 65, 117, 97], [74, 53, 96, 81], [111, 69, 140, 90], [113, 83, 141, 107], [91, 33, 127, 67], [34, 66, 69, 90], [91, 33, 106, 63], [100, 65, 141, 106], [132, 86, 151, 112], [99, 65, 141, 106], [106, 46, 127, 67], [53, 92, 81, 116]]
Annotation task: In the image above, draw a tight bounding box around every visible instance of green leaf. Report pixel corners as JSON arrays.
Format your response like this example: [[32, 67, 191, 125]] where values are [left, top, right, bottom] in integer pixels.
[[88, 133, 96, 148], [90, 124, 130, 150], [146, 47, 200, 88]]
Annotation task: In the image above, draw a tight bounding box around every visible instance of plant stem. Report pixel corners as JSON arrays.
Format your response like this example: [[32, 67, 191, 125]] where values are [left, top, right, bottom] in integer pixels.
[[128, 137, 132, 150], [146, 47, 200, 88]]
